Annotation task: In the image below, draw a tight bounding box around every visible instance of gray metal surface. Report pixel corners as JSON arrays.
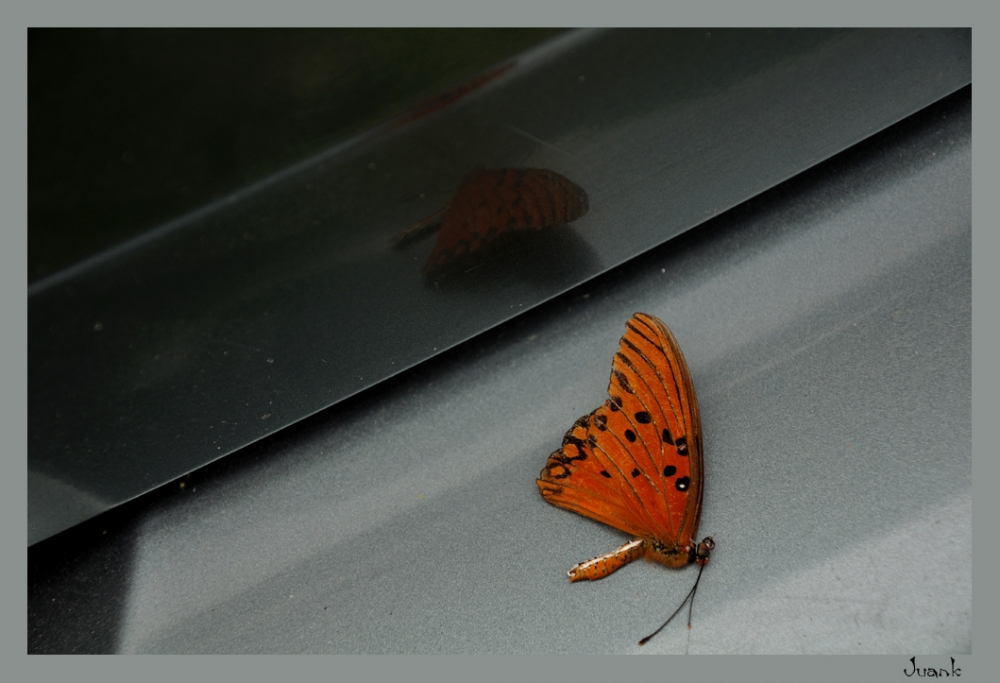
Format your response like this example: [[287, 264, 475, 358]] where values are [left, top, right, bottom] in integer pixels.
[[28, 87, 970, 653], [28, 29, 971, 544]]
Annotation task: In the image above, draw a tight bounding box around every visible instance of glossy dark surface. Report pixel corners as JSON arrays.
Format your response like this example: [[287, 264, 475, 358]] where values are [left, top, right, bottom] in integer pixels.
[[29, 87, 971, 653], [29, 28, 565, 282], [28, 29, 971, 544]]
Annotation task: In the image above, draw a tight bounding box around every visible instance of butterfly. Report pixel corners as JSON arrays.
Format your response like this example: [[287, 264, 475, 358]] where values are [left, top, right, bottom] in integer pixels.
[[392, 168, 588, 273], [536, 312, 714, 645]]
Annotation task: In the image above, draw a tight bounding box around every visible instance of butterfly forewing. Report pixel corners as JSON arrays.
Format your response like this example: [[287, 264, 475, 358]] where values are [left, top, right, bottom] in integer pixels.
[[537, 313, 703, 567], [615, 313, 702, 543]]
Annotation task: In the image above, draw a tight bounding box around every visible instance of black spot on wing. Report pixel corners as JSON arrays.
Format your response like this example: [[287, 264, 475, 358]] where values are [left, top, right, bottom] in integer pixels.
[[547, 464, 571, 480], [625, 320, 658, 349], [615, 351, 640, 375], [550, 447, 586, 465], [621, 336, 655, 370], [612, 369, 634, 395]]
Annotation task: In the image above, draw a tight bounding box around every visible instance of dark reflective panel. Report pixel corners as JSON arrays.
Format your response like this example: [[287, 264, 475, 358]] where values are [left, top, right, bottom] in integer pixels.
[[28, 29, 971, 544]]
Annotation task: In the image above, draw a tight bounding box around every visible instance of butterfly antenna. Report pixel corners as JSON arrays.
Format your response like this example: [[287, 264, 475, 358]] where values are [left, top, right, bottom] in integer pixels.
[[391, 207, 448, 246], [638, 560, 707, 646]]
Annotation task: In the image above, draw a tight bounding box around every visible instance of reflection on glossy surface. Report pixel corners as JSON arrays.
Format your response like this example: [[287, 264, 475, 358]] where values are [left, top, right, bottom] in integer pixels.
[[393, 168, 589, 275], [27, 29, 971, 545], [427, 226, 600, 292], [392, 62, 516, 129]]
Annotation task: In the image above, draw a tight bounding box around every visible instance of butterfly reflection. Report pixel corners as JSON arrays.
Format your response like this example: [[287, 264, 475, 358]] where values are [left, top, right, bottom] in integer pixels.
[[392, 168, 589, 278]]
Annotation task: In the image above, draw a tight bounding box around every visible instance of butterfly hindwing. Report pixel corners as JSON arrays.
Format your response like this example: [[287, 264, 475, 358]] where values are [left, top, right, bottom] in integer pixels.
[[537, 410, 654, 539]]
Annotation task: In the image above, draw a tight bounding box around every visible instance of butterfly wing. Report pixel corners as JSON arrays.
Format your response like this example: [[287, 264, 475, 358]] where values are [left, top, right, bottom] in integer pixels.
[[537, 313, 703, 565], [425, 169, 588, 271]]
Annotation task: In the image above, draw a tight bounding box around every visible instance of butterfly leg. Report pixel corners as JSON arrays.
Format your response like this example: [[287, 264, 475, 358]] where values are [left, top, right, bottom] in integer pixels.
[[568, 538, 646, 582]]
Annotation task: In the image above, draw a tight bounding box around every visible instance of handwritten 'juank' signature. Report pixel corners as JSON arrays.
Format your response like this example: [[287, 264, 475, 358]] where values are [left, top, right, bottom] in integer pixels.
[[904, 657, 961, 677]]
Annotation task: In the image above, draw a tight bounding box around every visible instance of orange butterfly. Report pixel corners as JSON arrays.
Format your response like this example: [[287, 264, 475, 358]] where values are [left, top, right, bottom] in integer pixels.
[[392, 168, 588, 273], [536, 312, 713, 645]]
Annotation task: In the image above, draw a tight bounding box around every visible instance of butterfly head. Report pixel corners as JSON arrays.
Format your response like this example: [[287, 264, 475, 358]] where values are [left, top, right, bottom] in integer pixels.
[[694, 536, 715, 567]]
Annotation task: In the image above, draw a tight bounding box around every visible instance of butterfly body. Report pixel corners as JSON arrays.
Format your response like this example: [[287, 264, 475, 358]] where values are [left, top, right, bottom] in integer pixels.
[[537, 313, 710, 582]]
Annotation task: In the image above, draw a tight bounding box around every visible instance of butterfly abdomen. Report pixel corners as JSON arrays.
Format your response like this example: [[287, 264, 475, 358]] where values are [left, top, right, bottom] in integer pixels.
[[567, 539, 646, 582]]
